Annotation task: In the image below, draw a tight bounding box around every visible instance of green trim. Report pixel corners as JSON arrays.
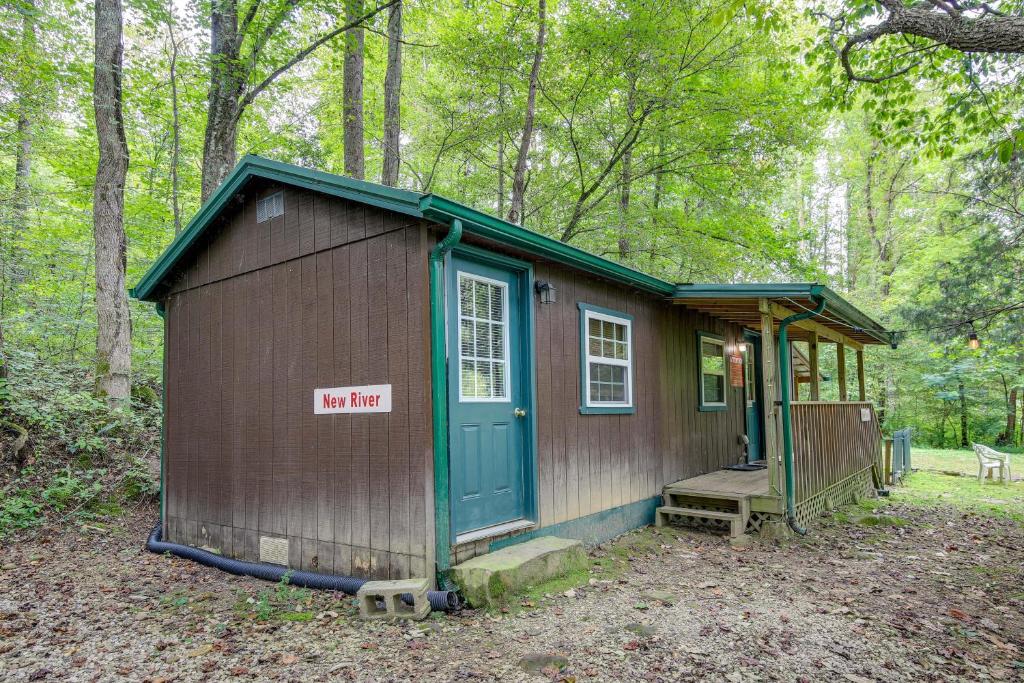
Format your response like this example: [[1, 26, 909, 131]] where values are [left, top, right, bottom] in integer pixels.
[[778, 295, 827, 533], [154, 302, 167, 528], [696, 331, 728, 413], [421, 196, 673, 297], [672, 283, 892, 346], [430, 219, 463, 588], [487, 496, 660, 552], [577, 302, 635, 415], [450, 243, 540, 527]]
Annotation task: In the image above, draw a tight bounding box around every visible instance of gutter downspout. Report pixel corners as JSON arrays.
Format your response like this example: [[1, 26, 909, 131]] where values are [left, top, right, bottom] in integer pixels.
[[777, 294, 826, 536], [429, 219, 463, 589], [155, 302, 167, 528]]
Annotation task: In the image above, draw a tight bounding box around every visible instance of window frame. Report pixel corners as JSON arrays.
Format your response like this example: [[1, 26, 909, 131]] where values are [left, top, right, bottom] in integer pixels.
[[697, 331, 728, 412], [578, 303, 635, 415], [456, 271, 513, 404]]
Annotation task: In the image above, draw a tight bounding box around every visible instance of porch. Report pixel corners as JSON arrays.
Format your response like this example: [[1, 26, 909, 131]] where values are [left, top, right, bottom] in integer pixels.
[[663, 285, 892, 534]]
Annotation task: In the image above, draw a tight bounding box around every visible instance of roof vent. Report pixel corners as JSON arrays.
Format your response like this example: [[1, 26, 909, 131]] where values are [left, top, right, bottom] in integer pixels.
[[256, 192, 284, 223]]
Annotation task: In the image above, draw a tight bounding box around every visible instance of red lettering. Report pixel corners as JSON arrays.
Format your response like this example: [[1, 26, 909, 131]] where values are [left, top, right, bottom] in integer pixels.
[[322, 394, 332, 409]]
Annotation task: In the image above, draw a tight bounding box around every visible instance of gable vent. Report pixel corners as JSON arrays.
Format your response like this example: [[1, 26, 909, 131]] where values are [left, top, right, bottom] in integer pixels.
[[256, 192, 284, 223]]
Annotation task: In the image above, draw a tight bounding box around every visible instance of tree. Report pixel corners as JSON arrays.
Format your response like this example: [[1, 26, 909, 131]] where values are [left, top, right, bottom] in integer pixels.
[[812, 1, 1024, 156], [507, 0, 546, 225], [93, 0, 131, 406], [200, 0, 394, 200], [380, 0, 402, 186], [344, 0, 366, 179]]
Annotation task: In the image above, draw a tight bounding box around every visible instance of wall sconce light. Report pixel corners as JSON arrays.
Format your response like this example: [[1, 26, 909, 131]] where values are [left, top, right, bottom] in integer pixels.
[[535, 281, 556, 304]]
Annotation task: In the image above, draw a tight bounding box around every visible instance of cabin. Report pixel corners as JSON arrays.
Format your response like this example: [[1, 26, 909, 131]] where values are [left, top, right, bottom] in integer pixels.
[[132, 156, 894, 586]]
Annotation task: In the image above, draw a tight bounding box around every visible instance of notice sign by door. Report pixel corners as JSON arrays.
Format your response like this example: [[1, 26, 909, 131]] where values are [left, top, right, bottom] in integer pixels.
[[314, 384, 392, 414], [729, 354, 744, 388]]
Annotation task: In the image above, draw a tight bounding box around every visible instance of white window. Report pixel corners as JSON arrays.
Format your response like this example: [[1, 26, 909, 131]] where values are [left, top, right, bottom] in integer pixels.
[[457, 272, 510, 402], [582, 307, 633, 410], [699, 333, 727, 410], [256, 192, 284, 223]]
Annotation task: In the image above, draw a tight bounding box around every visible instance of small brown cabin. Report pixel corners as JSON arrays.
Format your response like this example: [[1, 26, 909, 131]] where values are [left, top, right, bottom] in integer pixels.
[[133, 156, 894, 586]]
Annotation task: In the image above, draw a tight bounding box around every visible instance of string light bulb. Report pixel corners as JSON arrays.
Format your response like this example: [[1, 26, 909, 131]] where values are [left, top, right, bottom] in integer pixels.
[[967, 323, 980, 350]]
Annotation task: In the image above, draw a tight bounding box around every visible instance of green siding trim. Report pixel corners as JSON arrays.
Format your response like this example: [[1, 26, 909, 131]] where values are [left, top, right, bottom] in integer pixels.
[[696, 330, 728, 413], [487, 496, 661, 552], [577, 302, 635, 415]]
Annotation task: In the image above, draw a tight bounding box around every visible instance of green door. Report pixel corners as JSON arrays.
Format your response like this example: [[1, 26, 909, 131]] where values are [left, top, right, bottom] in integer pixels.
[[743, 332, 764, 462], [447, 254, 529, 536]]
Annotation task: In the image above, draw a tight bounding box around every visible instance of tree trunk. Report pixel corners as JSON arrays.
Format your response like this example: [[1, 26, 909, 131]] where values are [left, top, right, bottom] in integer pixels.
[[507, 0, 546, 225], [1001, 387, 1018, 446], [617, 77, 636, 261], [167, 10, 182, 233], [201, 0, 244, 202], [958, 381, 969, 448], [93, 0, 132, 407], [344, 0, 365, 180], [380, 0, 402, 186]]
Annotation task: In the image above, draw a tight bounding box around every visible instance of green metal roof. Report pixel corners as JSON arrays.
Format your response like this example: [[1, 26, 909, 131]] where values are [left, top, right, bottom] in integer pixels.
[[131, 156, 891, 345]]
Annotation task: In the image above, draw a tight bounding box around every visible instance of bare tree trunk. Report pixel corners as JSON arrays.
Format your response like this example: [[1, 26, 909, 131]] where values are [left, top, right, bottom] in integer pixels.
[[167, 7, 182, 233], [201, 0, 244, 202], [344, 0, 365, 179], [1001, 386, 1018, 446], [507, 0, 546, 225], [958, 381, 969, 448], [497, 80, 507, 215], [93, 0, 132, 407], [617, 77, 636, 261], [380, 0, 402, 186]]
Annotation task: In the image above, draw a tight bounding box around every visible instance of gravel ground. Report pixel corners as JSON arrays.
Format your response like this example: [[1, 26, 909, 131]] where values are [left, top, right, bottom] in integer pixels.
[[1, 500, 1022, 682]]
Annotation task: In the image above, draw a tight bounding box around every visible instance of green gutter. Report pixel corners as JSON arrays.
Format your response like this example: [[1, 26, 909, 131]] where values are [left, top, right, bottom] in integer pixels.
[[778, 291, 826, 535], [420, 195, 674, 297], [429, 219, 463, 588], [155, 302, 167, 528]]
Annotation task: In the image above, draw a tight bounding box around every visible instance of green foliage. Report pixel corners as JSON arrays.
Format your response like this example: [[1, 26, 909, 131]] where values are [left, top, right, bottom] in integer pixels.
[[0, 489, 43, 534]]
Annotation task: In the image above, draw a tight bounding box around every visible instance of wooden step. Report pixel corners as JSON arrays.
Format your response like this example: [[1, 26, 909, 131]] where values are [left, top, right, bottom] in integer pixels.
[[655, 506, 746, 538]]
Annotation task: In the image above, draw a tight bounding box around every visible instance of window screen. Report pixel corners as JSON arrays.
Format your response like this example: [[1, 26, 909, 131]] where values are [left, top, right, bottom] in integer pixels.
[[457, 273, 510, 402]]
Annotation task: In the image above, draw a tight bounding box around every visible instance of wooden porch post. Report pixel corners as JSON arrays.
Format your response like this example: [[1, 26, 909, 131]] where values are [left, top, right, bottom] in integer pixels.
[[856, 349, 866, 401], [808, 331, 820, 401], [836, 343, 847, 402], [758, 298, 783, 498]]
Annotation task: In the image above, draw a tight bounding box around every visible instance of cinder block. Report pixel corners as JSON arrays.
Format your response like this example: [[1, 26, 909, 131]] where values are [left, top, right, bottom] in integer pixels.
[[357, 578, 430, 620]]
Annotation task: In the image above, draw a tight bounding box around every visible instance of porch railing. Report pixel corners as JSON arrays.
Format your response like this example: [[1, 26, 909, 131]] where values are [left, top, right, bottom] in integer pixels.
[[790, 401, 882, 503]]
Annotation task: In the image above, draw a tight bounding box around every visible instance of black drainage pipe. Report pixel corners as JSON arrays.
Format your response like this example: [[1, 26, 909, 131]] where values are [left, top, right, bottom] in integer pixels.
[[146, 521, 460, 612]]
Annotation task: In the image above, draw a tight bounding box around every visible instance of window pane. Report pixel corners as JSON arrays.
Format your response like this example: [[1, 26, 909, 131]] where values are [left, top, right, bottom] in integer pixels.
[[475, 321, 491, 358], [460, 319, 474, 356], [490, 323, 504, 359], [589, 337, 601, 355], [461, 360, 475, 396], [493, 363, 506, 398], [589, 318, 601, 338], [459, 279, 473, 316], [703, 373, 724, 404], [701, 340, 724, 375]]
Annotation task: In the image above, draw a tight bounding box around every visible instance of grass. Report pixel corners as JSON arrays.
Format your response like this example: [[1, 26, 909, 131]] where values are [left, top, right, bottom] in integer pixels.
[[890, 470, 1024, 521], [912, 446, 1021, 478]]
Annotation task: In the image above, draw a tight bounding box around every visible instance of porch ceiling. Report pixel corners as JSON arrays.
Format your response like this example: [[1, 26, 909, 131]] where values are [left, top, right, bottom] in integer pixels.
[[669, 284, 893, 348]]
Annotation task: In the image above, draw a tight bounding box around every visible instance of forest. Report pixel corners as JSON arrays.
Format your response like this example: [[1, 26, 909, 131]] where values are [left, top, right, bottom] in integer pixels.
[[1, 0, 1023, 522]]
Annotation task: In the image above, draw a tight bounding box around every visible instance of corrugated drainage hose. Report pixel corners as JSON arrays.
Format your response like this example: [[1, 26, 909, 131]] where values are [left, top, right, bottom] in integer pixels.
[[146, 521, 460, 612]]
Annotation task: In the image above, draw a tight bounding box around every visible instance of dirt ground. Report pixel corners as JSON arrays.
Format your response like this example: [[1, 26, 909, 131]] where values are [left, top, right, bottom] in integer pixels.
[[2, 488, 1023, 682]]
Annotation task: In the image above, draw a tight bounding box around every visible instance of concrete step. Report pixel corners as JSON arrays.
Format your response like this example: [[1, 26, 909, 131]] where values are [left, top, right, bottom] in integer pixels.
[[655, 506, 746, 538], [450, 536, 588, 608]]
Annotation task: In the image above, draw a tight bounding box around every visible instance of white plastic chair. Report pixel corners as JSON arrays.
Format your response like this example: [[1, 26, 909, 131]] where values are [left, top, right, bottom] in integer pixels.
[[973, 443, 1011, 484]]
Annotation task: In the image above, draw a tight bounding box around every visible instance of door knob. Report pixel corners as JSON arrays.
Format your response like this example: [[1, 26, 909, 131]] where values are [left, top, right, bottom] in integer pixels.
[[514, 407, 527, 418]]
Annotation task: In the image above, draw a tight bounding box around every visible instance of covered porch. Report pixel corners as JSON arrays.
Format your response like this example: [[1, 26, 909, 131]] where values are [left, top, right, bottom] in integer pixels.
[[661, 284, 893, 533]]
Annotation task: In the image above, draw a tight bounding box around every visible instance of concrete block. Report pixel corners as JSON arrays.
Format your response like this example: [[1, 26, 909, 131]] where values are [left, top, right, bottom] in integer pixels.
[[450, 536, 588, 608], [357, 578, 430, 621]]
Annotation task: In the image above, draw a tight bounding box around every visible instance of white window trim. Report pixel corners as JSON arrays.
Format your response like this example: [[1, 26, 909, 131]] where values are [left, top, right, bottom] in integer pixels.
[[456, 271, 512, 404], [583, 309, 633, 409], [699, 334, 727, 409]]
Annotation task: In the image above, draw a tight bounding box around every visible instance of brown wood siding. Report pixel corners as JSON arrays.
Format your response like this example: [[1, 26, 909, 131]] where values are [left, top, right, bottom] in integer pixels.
[[162, 182, 433, 580], [530, 264, 746, 528]]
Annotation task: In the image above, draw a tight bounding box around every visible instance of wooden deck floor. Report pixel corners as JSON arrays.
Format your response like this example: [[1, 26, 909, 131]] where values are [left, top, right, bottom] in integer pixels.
[[664, 468, 781, 514]]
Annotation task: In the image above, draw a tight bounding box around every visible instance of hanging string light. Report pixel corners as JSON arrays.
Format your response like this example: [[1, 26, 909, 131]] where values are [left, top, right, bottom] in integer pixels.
[[967, 322, 980, 350]]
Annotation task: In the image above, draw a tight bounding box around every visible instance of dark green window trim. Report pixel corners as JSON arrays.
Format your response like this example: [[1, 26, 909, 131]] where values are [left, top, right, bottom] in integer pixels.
[[578, 302, 635, 415], [697, 331, 728, 412]]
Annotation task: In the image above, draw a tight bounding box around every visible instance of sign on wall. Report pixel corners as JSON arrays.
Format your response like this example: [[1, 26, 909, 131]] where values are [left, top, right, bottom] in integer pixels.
[[314, 384, 392, 414], [729, 354, 744, 388]]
